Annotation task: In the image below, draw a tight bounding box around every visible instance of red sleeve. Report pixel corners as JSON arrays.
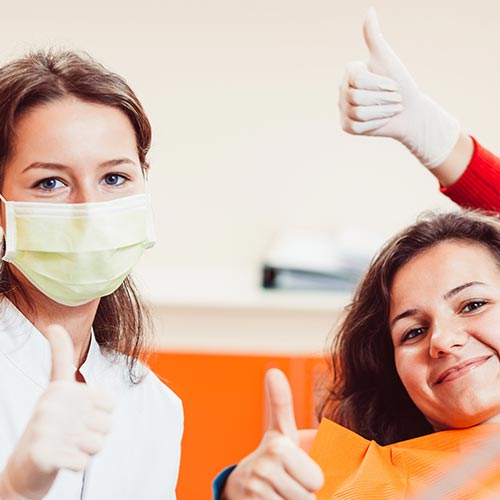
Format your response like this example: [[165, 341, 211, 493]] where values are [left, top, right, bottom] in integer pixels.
[[440, 136, 500, 212]]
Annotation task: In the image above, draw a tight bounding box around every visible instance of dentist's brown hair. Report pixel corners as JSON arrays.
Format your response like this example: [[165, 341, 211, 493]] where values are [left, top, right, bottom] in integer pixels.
[[0, 50, 153, 381]]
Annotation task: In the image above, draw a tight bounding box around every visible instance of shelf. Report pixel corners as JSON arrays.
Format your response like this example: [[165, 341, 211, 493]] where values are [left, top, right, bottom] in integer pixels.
[[134, 267, 352, 312]]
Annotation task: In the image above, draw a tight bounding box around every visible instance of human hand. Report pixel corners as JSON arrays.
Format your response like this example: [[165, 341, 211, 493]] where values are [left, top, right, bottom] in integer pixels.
[[221, 368, 324, 500], [339, 7, 460, 168], [0, 325, 115, 500]]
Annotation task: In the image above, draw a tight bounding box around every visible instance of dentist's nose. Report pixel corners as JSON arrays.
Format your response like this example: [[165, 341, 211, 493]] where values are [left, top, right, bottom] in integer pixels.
[[72, 184, 99, 203]]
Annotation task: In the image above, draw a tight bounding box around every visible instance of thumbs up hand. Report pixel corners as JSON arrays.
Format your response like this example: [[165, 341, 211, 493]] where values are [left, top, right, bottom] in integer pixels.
[[221, 369, 324, 500], [0, 325, 115, 500], [339, 7, 460, 168]]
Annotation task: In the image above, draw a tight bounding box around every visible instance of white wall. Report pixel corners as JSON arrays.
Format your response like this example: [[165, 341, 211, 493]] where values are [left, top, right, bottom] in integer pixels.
[[0, 0, 497, 294]]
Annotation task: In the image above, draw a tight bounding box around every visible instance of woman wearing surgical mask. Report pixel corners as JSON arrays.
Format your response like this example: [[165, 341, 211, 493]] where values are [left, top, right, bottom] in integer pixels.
[[0, 51, 182, 500]]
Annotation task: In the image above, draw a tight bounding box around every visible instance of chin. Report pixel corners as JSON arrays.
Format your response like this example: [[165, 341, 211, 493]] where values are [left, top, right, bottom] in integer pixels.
[[429, 409, 500, 432]]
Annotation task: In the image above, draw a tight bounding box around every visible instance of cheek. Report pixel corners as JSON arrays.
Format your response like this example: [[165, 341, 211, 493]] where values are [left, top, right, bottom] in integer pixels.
[[471, 316, 500, 352], [394, 350, 428, 399]]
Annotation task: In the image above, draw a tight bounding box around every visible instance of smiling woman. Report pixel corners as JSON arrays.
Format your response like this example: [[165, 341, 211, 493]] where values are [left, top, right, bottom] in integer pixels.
[[390, 240, 500, 432], [321, 211, 500, 444], [0, 50, 182, 500]]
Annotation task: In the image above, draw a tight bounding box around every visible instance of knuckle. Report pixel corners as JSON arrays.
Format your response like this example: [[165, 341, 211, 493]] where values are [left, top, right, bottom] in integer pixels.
[[349, 121, 363, 134], [243, 478, 263, 496], [252, 458, 271, 480], [350, 106, 366, 121], [340, 119, 352, 134], [350, 74, 362, 89], [345, 88, 359, 105]]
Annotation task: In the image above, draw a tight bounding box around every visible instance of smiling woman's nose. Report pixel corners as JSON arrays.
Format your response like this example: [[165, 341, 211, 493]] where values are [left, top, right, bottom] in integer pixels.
[[429, 321, 468, 358]]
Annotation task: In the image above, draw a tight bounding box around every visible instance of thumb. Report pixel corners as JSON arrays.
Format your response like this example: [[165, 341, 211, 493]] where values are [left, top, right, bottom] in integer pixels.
[[46, 324, 76, 382], [363, 7, 400, 76], [363, 7, 383, 54], [265, 368, 298, 443]]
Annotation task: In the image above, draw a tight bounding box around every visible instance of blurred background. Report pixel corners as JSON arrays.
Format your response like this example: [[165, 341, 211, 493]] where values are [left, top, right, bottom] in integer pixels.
[[2, 0, 498, 497]]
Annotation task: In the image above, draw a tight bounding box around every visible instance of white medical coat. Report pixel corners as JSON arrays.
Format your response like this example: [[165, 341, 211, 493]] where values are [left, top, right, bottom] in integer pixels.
[[0, 299, 183, 500]]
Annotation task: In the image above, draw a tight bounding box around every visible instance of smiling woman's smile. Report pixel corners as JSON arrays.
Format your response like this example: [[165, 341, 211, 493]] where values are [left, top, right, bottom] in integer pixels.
[[433, 355, 493, 385]]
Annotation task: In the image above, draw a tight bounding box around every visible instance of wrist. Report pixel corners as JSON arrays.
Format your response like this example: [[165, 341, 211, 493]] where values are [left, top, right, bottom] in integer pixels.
[[0, 456, 54, 500], [402, 93, 460, 169], [212, 465, 237, 500], [0, 470, 30, 500], [431, 132, 473, 187]]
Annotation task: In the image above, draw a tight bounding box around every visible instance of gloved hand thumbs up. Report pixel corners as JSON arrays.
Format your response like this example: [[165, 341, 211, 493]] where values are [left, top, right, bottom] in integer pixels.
[[339, 7, 460, 168]]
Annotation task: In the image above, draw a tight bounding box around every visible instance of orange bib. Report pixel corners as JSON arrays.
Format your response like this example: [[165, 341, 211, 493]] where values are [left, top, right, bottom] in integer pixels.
[[310, 419, 500, 499]]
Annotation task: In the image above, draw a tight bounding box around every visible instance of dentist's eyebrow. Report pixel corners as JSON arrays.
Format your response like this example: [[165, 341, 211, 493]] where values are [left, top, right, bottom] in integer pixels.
[[443, 281, 485, 301], [97, 158, 139, 168], [22, 162, 69, 173], [22, 157, 138, 173]]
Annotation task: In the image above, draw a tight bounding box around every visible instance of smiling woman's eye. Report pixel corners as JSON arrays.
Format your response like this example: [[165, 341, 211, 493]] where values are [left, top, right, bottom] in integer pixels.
[[461, 300, 487, 313], [103, 173, 127, 186], [33, 177, 65, 190], [402, 326, 426, 343]]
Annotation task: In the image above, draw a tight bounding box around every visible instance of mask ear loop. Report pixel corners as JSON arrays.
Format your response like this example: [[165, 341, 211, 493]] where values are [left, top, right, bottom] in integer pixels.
[[0, 194, 17, 262], [0, 195, 6, 260], [138, 170, 155, 246], [0, 196, 8, 279], [141, 166, 150, 194]]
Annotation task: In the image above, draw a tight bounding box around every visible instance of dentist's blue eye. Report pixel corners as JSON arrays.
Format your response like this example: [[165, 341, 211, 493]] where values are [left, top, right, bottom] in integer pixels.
[[35, 177, 64, 190], [104, 173, 126, 186]]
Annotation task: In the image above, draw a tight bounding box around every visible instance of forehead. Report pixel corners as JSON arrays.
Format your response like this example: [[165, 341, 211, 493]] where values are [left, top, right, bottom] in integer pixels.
[[8, 97, 138, 163], [13, 96, 134, 136], [390, 240, 500, 307]]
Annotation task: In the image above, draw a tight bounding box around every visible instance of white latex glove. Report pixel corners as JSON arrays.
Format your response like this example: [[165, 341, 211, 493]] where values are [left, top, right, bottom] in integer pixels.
[[0, 325, 115, 500], [221, 369, 324, 500], [339, 7, 460, 168]]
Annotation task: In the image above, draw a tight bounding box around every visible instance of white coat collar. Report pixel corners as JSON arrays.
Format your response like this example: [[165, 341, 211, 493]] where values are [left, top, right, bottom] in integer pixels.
[[0, 298, 110, 389]]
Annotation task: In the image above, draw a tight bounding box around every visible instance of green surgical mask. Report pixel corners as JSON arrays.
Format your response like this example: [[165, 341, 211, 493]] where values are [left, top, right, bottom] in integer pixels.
[[0, 193, 155, 306]]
